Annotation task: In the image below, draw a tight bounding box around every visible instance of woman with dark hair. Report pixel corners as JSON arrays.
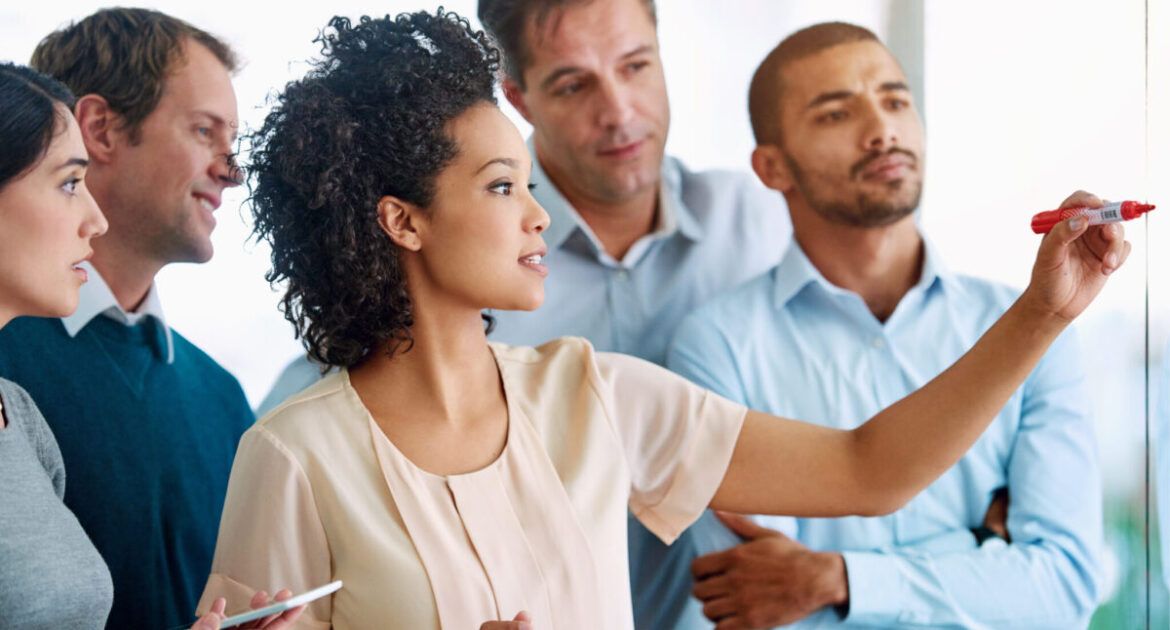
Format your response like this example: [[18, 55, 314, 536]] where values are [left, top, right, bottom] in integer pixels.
[[199, 10, 1128, 630], [0, 62, 300, 630], [0, 61, 111, 630]]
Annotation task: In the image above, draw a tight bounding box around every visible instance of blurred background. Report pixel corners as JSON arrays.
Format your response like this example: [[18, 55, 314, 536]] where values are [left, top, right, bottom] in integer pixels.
[[1, 0, 1165, 626]]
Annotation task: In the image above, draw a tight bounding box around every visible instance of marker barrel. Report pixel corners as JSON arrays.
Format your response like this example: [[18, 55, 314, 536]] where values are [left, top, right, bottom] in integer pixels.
[[1031, 200, 1155, 234]]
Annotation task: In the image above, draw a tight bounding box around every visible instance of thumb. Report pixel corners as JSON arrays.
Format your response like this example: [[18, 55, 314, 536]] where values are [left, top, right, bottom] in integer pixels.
[[715, 510, 775, 541], [1034, 215, 1089, 273], [513, 610, 533, 629], [1050, 214, 1090, 249], [190, 610, 223, 630]]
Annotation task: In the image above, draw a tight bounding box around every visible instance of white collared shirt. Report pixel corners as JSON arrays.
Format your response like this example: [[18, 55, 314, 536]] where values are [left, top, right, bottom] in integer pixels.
[[62, 262, 175, 364]]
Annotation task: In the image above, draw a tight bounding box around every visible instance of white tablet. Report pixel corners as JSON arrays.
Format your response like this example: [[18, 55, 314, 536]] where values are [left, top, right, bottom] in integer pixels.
[[219, 581, 343, 628]]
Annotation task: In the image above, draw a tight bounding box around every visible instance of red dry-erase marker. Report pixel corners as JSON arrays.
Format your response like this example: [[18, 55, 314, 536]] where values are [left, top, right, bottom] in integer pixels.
[[1031, 200, 1155, 234]]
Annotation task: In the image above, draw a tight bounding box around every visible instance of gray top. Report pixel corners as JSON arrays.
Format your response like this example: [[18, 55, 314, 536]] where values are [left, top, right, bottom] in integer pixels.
[[0, 378, 112, 629]]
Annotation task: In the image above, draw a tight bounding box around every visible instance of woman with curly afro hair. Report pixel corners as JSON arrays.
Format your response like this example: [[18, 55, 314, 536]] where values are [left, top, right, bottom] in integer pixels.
[[197, 9, 1126, 630]]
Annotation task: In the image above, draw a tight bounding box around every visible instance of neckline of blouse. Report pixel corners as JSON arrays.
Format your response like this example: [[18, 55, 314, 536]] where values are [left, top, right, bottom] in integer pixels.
[[342, 342, 518, 482]]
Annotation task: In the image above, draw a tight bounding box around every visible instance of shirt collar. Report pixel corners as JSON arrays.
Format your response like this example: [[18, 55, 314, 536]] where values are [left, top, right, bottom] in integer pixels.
[[528, 137, 703, 255], [62, 262, 175, 364], [772, 232, 950, 309]]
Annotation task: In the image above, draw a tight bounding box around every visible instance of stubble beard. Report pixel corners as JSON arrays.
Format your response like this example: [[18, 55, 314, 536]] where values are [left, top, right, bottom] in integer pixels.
[[785, 151, 923, 228]]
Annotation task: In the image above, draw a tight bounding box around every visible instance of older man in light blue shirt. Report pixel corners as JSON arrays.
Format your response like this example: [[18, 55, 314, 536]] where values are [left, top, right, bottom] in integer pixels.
[[657, 22, 1103, 629]]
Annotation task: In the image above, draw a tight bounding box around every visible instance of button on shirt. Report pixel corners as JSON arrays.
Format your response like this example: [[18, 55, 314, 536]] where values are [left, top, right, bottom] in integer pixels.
[[665, 240, 1104, 629]]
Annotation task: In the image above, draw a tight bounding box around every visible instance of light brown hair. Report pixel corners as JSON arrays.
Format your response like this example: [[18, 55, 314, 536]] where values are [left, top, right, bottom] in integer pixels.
[[31, 7, 238, 142]]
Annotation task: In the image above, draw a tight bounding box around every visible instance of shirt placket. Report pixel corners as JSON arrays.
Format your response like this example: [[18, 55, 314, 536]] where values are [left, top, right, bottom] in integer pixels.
[[865, 325, 915, 545], [608, 265, 642, 355]]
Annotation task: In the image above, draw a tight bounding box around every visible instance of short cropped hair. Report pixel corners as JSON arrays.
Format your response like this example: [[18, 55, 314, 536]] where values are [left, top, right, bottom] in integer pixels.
[[478, 0, 656, 88], [30, 7, 238, 142], [0, 63, 76, 191], [749, 22, 880, 145]]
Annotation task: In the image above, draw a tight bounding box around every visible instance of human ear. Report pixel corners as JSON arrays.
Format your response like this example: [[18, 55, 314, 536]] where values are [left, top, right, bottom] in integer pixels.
[[751, 144, 796, 194], [502, 78, 533, 123], [73, 95, 120, 164], [376, 195, 423, 251]]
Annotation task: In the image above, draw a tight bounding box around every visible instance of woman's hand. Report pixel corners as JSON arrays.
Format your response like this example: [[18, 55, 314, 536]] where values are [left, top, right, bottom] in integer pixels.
[[191, 589, 305, 630], [1023, 190, 1131, 323], [480, 610, 533, 629]]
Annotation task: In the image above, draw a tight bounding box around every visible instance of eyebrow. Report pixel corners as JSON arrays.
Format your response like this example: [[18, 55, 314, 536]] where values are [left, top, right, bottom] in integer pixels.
[[806, 81, 911, 109], [56, 157, 89, 170], [475, 157, 521, 175], [538, 43, 655, 92]]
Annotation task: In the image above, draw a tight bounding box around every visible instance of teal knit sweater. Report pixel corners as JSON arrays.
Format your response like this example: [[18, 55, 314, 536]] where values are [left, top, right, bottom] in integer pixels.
[[0, 315, 253, 629]]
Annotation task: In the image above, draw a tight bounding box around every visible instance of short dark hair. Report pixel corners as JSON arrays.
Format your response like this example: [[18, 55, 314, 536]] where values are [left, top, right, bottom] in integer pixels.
[[0, 63, 77, 191], [749, 22, 881, 145], [248, 10, 499, 368], [478, 0, 657, 88], [30, 7, 238, 142]]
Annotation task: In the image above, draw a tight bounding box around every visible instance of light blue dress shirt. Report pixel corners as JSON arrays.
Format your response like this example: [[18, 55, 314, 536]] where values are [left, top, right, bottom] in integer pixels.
[[664, 240, 1104, 629]]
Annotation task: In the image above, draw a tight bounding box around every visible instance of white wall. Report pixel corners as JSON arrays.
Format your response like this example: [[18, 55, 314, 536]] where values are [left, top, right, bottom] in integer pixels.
[[922, 0, 1153, 496]]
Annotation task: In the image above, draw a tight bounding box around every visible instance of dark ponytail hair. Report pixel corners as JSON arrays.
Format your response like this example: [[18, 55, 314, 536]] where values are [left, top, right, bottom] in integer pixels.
[[0, 63, 77, 191]]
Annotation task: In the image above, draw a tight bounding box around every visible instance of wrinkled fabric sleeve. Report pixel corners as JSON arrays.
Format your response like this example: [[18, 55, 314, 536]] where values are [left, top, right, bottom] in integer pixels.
[[196, 426, 333, 629], [590, 349, 747, 545]]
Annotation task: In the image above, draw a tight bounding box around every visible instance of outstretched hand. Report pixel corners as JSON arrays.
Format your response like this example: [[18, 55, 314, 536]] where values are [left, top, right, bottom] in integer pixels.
[[1024, 190, 1131, 322]]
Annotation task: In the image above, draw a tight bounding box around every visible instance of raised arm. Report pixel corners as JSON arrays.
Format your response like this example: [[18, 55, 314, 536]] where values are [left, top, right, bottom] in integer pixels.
[[711, 191, 1129, 518]]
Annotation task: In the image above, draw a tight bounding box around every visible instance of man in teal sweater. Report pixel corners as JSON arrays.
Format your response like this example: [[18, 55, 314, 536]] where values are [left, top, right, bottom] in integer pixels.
[[0, 9, 253, 629]]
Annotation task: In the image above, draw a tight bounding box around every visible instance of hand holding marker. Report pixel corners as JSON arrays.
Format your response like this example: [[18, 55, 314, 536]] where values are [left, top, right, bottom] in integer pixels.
[[1031, 200, 1155, 234]]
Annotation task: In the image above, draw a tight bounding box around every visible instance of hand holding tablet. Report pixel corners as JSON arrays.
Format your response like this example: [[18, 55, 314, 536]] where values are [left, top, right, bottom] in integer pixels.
[[193, 581, 343, 630]]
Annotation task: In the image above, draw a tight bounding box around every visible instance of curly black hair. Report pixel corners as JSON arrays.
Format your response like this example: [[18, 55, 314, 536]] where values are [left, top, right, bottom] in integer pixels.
[[248, 9, 500, 368]]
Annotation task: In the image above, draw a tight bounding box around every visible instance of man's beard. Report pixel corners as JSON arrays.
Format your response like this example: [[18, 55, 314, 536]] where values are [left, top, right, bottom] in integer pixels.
[[786, 149, 923, 228]]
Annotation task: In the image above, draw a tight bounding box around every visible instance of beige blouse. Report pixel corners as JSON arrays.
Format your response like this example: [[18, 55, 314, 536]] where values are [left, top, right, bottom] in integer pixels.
[[198, 337, 747, 629]]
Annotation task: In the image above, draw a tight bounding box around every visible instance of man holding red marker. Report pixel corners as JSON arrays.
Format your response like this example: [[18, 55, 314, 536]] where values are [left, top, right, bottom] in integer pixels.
[[663, 22, 1110, 629]]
